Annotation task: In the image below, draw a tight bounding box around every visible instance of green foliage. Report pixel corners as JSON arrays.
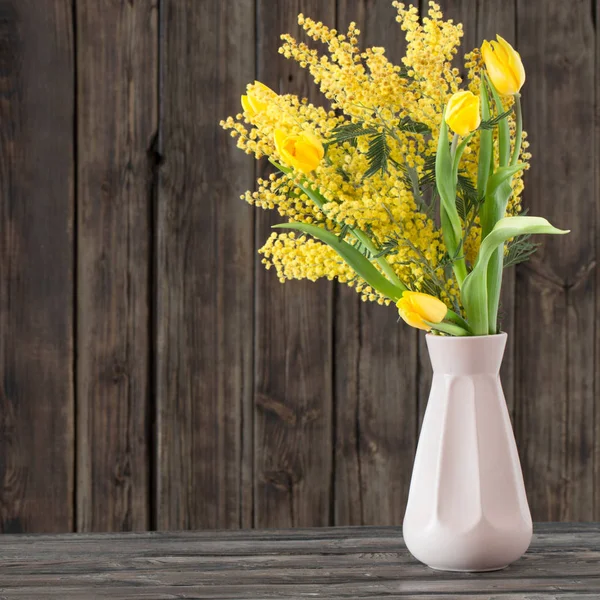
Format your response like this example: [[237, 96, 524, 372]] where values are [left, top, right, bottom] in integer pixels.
[[479, 107, 513, 130], [456, 173, 481, 221], [504, 234, 539, 269], [397, 116, 431, 135], [419, 154, 437, 188], [486, 163, 527, 199], [328, 123, 376, 146], [364, 131, 392, 179], [462, 216, 569, 334], [328, 117, 429, 181]]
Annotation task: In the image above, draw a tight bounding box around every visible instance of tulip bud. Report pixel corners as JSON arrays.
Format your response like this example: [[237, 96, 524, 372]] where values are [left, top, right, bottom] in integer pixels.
[[241, 81, 277, 117], [444, 91, 481, 137], [397, 291, 448, 332], [274, 129, 324, 174], [481, 35, 525, 96]]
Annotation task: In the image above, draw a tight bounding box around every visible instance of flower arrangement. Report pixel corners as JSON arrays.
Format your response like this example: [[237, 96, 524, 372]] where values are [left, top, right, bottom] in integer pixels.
[[221, 2, 568, 336]]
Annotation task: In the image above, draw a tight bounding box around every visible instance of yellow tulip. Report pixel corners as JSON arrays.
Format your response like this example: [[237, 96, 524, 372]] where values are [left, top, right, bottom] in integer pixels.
[[274, 129, 324, 174], [481, 35, 525, 96], [444, 91, 481, 137], [397, 291, 448, 332], [241, 81, 276, 117]]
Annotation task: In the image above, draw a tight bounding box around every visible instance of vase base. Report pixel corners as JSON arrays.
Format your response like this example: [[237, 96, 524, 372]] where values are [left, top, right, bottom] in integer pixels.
[[426, 563, 509, 573]]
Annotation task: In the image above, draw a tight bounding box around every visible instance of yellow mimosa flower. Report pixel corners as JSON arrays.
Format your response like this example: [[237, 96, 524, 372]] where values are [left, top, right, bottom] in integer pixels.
[[241, 81, 276, 117], [481, 35, 525, 96], [444, 91, 481, 137], [274, 129, 324, 174], [397, 291, 448, 332]]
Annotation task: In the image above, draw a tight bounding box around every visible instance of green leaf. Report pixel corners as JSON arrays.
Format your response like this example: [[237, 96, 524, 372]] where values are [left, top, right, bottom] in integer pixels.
[[328, 123, 376, 146], [397, 116, 431, 135], [461, 216, 569, 335], [297, 181, 326, 210], [273, 222, 406, 301], [435, 120, 460, 243], [363, 132, 391, 179], [445, 309, 472, 333], [486, 163, 527, 199], [425, 321, 471, 337], [477, 217, 568, 271]]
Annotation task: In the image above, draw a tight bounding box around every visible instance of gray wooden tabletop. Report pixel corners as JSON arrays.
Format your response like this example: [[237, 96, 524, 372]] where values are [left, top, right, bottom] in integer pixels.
[[0, 523, 597, 599]]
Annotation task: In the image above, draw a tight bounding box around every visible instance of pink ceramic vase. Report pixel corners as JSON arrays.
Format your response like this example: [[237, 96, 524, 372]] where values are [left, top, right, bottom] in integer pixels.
[[403, 333, 532, 572]]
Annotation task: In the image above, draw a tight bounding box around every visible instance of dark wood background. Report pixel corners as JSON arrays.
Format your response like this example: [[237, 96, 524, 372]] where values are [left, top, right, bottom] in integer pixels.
[[0, 0, 596, 534]]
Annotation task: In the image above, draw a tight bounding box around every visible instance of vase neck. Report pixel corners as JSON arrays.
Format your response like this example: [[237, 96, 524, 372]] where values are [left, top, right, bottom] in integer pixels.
[[426, 333, 507, 375]]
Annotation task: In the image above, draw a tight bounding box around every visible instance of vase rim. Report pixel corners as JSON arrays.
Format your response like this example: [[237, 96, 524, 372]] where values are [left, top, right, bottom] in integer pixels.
[[425, 332, 507, 341], [425, 331, 507, 373]]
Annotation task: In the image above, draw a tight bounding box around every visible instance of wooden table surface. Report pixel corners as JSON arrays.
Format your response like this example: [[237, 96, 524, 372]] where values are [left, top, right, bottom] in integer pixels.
[[0, 523, 597, 599]]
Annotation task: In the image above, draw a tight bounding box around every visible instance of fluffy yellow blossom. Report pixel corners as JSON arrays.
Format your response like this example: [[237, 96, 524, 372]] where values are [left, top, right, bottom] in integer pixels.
[[241, 81, 277, 117], [219, 2, 529, 318]]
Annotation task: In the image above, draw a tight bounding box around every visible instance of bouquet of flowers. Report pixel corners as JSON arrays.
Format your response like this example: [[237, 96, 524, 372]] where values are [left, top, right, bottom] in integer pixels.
[[220, 1, 568, 336]]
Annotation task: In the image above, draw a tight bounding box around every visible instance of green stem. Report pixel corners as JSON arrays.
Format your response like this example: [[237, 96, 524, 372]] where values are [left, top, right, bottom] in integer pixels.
[[485, 73, 510, 167], [452, 132, 475, 181], [510, 93, 523, 167], [426, 321, 470, 337], [477, 77, 492, 202], [446, 309, 471, 333], [405, 162, 424, 209], [441, 206, 467, 289], [450, 133, 459, 159]]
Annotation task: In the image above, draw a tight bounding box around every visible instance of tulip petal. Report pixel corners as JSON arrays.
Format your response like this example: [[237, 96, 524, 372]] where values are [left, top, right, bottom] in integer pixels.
[[399, 307, 430, 331], [274, 129, 289, 154], [482, 36, 525, 95], [404, 291, 448, 323], [241, 95, 254, 116], [293, 142, 321, 169], [497, 36, 526, 92], [445, 91, 480, 136], [300, 131, 325, 159], [491, 39, 509, 62], [253, 81, 277, 97]]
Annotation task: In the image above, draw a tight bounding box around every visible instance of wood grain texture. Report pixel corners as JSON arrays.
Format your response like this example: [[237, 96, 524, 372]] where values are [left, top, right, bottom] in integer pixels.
[[0, 0, 74, 533], [596, 0, 600, 521], [334, 0, 418, 528], [0, 524, 596, 598], [76, 0, 156, 533], [516, 0, 596, 521], [254, 0, 335, 528], [156, 0, 255, 530], [0, 0, 597, 533]]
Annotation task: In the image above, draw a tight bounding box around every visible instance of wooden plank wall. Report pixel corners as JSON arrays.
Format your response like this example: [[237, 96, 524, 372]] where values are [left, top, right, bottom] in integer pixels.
[[0, 0, 597, 533]]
